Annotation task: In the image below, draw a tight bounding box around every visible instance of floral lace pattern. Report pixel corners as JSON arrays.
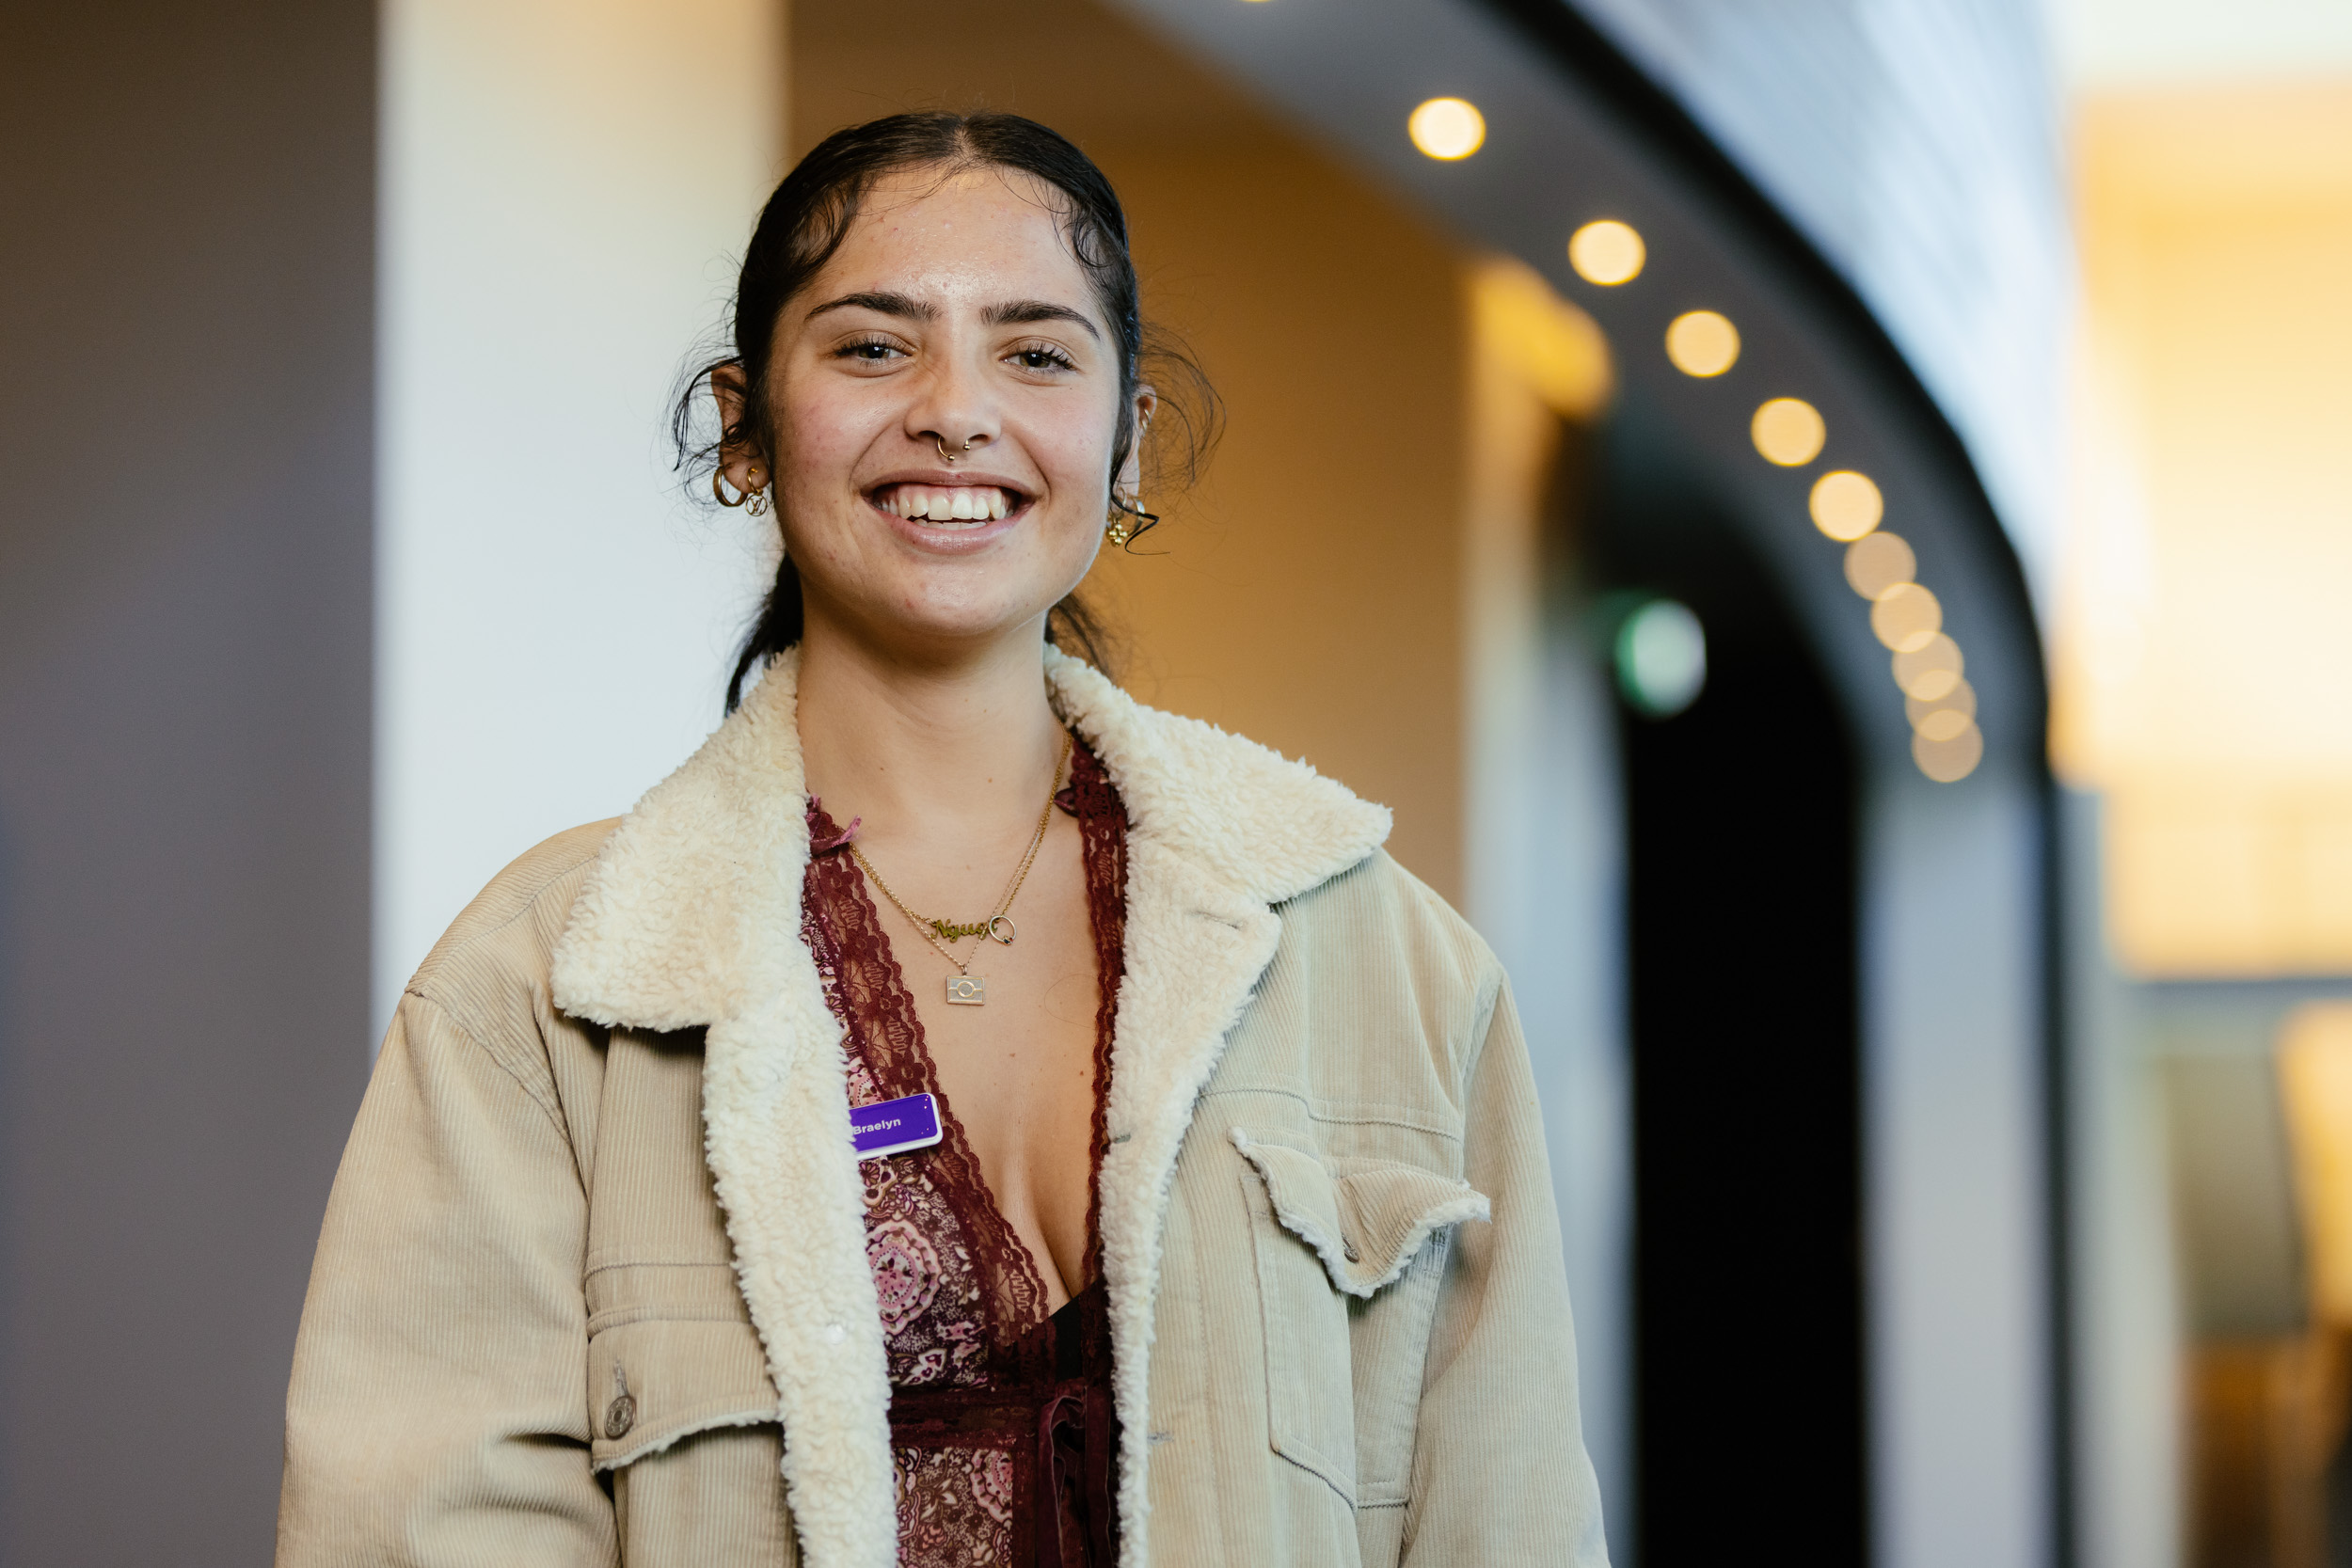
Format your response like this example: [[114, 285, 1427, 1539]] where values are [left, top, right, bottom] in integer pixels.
[[805, 859, 1047, 1388], [802, 737, 1127, 1568], [896, 1444, 1018, 1566]]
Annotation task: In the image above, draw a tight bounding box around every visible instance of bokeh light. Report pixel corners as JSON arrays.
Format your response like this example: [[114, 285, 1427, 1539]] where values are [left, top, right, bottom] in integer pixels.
[[1893, 634, 1964, 701], [1665, 310, 1740, 377], [1568, 220, 1645, 285], [1615, 598, 1707, 717], [1870, 582, 1943, 652], [1914, 722, 1984, 782], [1751, 397, 1825, 466], [1915, 707, 1973, 743], [1809, 470, 1883, 541], [1905, 678, 1976, 730], [1844, 531, 1915, 600], [1407, 97, 1486, 160]]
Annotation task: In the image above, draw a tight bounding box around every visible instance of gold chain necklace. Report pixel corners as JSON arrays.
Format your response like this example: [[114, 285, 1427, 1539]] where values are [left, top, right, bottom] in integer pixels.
[[848, 735, 1071, 1007]]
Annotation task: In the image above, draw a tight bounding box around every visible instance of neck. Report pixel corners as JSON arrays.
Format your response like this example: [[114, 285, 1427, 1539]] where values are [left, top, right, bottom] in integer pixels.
[[793, 615, 1066, 840]]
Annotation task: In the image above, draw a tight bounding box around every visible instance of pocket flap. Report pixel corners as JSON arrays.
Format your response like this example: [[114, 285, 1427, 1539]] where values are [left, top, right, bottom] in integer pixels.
[[1231, 1128, 1491, 1297], [587, 1317, 779, 1471]]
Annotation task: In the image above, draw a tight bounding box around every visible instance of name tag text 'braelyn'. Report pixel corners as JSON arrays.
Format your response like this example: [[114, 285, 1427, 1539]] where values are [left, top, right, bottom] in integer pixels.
[[850, 1092, 945, 1160]]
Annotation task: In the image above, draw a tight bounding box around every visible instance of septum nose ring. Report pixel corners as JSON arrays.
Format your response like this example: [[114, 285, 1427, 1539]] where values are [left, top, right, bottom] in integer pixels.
[[934, 434, 972, 463]]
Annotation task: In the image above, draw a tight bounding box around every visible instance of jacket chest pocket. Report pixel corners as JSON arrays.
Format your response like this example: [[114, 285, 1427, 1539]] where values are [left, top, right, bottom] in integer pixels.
[[1232, 1129, 1491, 1508], [585, 1262, 779, 1473]]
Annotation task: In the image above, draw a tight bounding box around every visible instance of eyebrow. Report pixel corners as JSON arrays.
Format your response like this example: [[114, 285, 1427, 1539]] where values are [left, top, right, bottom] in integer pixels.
[[806, 291, 934, 323], [804, 291, 1101, 341], [982, 299, 1101, 340]]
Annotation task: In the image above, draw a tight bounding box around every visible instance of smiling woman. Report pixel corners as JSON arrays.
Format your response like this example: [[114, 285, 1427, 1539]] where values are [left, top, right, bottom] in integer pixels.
[[276, 112, 1603, 1568], [677, 115, 1216, 707]]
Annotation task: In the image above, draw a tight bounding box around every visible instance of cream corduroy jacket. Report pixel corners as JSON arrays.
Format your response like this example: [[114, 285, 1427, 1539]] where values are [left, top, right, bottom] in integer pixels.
[[277, 648, 1607, 1568]]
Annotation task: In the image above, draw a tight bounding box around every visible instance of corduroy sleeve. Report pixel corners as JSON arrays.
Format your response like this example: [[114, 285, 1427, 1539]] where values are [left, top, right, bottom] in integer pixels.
[[276, 991, 616, 1567], [1402, 978, 1611, 1566]]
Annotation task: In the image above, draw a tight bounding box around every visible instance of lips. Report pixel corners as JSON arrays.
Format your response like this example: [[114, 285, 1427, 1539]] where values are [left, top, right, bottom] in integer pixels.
[[870, 483, 1024, 526]]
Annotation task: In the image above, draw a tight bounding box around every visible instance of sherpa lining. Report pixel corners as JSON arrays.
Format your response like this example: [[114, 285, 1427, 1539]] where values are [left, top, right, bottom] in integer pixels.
[[549, 645, 1390, 1568]]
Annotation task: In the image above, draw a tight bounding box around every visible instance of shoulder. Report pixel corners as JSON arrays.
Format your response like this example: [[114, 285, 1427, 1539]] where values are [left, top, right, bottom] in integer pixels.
[[404, 819, 623, 1040], [1280, 848, 1504, 1012], [1225, 849, 1507, 1121], [1050, 652, 1391, 907]]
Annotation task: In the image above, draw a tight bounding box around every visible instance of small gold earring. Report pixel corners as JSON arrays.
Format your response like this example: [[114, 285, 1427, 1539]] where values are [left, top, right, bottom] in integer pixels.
[[1106, 494, 1155, 547], [714, 469, 750, 508], [747, 486, 771, 517]]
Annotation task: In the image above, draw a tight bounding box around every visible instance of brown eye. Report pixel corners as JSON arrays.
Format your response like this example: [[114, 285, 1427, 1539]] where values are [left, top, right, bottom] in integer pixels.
[[1011, 345, 1074, 372], [834, 336, 904, 364]]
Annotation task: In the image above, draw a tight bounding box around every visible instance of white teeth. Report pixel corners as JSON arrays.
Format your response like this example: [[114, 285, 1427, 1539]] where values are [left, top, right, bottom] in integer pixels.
[[880, 484, 1015, 525]]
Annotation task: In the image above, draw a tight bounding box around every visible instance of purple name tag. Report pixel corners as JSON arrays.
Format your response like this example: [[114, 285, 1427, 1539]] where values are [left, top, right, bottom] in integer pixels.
[[850, 1092, 944, 1160]]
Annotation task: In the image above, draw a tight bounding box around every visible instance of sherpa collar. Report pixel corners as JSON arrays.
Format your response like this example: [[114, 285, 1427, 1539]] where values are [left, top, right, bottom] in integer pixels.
[[548, 643, 1389, 1568], [551, 644, 1390, 1032]]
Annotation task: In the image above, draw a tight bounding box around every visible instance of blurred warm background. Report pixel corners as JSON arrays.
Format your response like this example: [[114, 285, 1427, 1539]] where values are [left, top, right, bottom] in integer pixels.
[[2049, 7, 2352, 1564], [5, 1, 2352, 1565]]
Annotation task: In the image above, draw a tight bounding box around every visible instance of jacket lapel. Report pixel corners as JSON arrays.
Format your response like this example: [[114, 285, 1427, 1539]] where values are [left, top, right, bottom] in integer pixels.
[[1042, 652, 1391, 1562], [552, 651, 898, 1568], [1091, 842, 1281, 1555], [549, 646, 1391, 1568]]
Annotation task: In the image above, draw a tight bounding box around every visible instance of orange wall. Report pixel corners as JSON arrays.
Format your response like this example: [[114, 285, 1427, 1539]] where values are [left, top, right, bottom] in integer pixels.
[[1077, 143, 1470, 899]]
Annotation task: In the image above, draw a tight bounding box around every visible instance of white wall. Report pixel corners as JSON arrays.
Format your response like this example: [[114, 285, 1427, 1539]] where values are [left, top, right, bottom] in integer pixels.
[[1463, 495, 1631, 1560], [1865, 767, 2053, 1568], [2049, 0, 2352, 87], [1459, 317, 1632, 1558], [377, 0, 785, 1027]]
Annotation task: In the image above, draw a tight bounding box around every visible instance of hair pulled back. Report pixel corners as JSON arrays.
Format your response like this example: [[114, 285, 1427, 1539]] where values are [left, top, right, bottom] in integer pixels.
[[675, 111, 1217, 710]]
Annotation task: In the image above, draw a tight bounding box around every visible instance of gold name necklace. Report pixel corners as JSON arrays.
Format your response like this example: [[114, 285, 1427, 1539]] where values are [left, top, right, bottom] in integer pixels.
[[848, 735, 1071, 1006]]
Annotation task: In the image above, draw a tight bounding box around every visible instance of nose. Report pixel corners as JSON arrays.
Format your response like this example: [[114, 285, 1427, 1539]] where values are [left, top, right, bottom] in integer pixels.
[[905, 352, 998, 466]]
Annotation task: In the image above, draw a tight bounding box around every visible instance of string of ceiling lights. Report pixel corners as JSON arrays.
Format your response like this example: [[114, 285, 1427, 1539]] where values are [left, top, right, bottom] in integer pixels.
[[1406, 93, 1982, 784]]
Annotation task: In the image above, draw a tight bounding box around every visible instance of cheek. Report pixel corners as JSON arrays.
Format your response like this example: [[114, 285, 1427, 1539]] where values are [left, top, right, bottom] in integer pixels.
[[1028, 402, 1122, 502], [773, 372, 882, 485]]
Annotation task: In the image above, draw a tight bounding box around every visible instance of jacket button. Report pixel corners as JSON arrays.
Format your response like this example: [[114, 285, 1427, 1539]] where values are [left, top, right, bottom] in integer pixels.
[[604, 1393, 637, 1440], [1343, 1242, 1361, 1264]]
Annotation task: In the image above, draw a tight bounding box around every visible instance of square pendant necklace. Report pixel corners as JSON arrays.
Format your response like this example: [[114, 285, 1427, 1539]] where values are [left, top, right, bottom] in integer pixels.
[[847, 736, 1070, 1006]]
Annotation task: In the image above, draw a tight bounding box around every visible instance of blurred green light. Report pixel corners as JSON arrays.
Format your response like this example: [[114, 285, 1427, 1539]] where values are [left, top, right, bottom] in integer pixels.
[[1616, 598, 1706, 717]]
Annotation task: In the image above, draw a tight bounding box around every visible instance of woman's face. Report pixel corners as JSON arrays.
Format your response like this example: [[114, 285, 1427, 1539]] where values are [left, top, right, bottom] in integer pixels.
[[737, 166, 1149, 660]]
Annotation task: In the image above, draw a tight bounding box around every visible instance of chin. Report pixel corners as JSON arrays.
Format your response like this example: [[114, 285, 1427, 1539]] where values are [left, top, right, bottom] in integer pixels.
[[857, 583, 1078, 655]]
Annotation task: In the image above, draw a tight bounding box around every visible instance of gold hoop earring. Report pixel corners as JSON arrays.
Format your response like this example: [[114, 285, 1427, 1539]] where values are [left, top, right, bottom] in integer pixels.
[[934, 434, 971, 463], [713, 469, 749, 508]]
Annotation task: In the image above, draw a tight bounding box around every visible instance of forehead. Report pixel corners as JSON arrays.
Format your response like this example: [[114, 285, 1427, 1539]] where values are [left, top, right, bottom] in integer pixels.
[[813, 166, 1096, 314]]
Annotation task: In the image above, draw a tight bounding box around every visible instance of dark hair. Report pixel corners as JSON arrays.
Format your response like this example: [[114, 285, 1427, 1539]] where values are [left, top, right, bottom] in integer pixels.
[[674, 111, 1218, 710]]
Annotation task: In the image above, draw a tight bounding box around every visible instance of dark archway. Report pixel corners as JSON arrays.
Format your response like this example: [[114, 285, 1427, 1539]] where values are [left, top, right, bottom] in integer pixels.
[[1593, 395, 1868, 1567]]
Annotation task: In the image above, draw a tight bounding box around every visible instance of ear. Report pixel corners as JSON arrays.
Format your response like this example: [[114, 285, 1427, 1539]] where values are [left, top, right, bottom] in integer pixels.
[[1118, 384, 1158, 499], [710, 364, 771, 494]]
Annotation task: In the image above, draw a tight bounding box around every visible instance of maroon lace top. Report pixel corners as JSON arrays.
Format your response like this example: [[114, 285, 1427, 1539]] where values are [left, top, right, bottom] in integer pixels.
[[801, 738, 1127, 1568]]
